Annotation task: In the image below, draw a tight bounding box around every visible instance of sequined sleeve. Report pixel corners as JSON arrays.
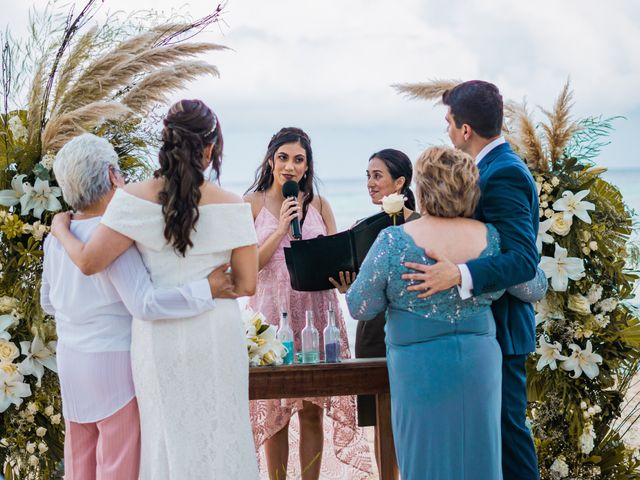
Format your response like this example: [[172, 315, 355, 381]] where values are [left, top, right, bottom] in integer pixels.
[[346, 230, 391, 320], [506, 266, 548, 303]]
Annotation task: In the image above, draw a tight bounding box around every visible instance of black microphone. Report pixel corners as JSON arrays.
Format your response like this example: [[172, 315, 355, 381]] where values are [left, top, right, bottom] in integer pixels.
[[282, 180, 302, 240]]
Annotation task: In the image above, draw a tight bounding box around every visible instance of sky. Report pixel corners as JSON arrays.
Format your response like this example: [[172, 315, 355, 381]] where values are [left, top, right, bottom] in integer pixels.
[[3, 0, 640, 184]]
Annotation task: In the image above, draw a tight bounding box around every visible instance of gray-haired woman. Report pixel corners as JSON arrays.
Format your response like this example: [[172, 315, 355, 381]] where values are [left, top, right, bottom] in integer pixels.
[[42, 133, 235, 480]]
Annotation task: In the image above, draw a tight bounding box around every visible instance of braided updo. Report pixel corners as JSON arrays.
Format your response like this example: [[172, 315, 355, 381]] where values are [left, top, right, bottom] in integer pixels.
[[154, 99, 223, 255]]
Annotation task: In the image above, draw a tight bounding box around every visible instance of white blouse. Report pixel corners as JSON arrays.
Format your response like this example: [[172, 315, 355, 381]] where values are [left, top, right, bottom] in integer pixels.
[[40, 217, 216, 423]]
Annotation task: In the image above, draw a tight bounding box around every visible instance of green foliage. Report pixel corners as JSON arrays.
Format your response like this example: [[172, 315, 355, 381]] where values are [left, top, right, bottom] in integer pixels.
[[527, 143, 640, 478]]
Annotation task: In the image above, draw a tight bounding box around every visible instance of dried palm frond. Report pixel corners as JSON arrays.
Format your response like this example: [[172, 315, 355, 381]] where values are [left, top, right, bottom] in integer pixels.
[[57, 39, 223, 114], [392, 79, 461, 102], [41, 101, 130, 152], [511, 101, 548, 171], [122, 61, 219, 113], [540, 80, 580, 168], [50, 25, 99, 112], [26, 57, 47, 143]]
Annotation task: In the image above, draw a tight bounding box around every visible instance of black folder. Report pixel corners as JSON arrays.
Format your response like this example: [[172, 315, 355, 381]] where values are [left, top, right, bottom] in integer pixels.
[[284, 211, 403, 291]]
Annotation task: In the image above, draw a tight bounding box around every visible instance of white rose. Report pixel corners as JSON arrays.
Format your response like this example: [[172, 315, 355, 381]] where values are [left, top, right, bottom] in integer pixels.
[[551, 176, 560, 187], [50, 413, 61, 425], [44, 405, 54, 416], [582, 246, 591, 256], [588, 241, 598, 251], [581, 230, 592, 241], [381, 193, 406, 215], [36, 427, 47, 437], [27, 402, 38, 414], [550, 213, 573, 236], [594, 314, 609, 328], [580, 401, 587, 409], [0, 339, 19, 362], [0, 361, 18, 375], [26, 442, 36, 454], [38, 442, 48, 454], [567, 294, 591, 316], [544, 208, 554, 219], [28, 455, 38, 467]]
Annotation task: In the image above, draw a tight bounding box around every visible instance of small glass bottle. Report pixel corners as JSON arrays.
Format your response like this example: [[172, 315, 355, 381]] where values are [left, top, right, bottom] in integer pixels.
[[323, 302, 341, 363], [277, 311, 295, 365], [301, 310, 320, 364]]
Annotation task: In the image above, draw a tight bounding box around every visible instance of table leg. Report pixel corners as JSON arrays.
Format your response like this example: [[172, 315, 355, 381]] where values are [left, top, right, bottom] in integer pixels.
[[375, 392, 396, 480]]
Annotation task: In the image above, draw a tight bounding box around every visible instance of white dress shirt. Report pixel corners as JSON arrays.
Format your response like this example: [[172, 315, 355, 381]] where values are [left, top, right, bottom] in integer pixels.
[[457, 136, 506, 299], [40, 217, 216, 423]]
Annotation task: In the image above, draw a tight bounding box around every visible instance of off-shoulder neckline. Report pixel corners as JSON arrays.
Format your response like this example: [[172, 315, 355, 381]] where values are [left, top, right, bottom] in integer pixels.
[[115, 188, 246, 209]]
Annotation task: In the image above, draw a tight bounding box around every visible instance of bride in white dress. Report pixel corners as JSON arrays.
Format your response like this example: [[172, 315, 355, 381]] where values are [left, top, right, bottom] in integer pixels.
[[52, 99, 259, 479]]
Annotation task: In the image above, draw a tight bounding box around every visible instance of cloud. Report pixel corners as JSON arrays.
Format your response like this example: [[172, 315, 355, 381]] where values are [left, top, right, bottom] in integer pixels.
[[3, 0, 638, 176]]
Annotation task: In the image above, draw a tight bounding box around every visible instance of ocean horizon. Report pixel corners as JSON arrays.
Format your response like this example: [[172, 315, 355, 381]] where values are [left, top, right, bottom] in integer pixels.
[[223, 167, 640, 351]]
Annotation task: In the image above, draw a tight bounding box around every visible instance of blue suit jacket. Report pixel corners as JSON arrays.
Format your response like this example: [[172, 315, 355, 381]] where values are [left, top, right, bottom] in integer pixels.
[[467, 142, 539, 355]]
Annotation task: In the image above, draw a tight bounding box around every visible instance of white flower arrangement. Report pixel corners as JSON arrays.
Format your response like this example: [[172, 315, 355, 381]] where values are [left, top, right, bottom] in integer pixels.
[[243, 308, 286, 367], [539, 243, 585, 292], [560, 340, 603, 379]]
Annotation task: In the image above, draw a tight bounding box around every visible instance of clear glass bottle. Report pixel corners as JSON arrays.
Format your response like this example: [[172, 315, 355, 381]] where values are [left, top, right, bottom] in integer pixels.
[[277, 311, 295, 365], [301, 310, 320, 364], [323, 302, 341, 363]]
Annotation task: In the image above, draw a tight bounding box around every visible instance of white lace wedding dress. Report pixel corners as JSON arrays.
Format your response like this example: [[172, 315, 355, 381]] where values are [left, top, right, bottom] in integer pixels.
[[101, 189, 259, 479]]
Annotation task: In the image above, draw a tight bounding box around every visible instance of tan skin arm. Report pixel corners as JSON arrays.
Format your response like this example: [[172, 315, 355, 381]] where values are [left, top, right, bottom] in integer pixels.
[[229, 244, 259, 297]]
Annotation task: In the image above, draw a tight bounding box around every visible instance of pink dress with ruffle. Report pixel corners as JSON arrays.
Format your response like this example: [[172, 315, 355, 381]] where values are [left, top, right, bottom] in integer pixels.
[[248, 205, 372, 479]]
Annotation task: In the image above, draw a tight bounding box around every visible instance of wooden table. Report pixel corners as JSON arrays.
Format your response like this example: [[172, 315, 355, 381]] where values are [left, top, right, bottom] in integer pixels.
[[249, 358, 396, 479]]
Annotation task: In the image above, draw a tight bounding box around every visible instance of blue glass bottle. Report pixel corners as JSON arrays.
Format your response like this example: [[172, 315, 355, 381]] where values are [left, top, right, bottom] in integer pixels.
[[323, 303, 341, 363], [301, 310, 320, 364], [277, 311, 295, 365]]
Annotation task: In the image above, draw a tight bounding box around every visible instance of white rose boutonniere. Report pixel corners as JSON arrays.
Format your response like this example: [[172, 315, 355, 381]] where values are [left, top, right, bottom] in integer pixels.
[[381, 193, 406, 225]]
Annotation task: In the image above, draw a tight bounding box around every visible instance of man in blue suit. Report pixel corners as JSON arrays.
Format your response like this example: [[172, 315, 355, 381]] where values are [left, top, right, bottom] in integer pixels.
[[403, 80, 540, 479]]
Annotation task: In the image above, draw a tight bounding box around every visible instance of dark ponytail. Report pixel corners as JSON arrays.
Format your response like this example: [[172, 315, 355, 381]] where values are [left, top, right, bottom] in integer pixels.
[[369, 149, 416, 211], [155, 99, 223, 256]]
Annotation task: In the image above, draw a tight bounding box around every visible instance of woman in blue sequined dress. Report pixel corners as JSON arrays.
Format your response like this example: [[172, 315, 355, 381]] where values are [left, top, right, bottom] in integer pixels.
[[346, 146, 546, 480]]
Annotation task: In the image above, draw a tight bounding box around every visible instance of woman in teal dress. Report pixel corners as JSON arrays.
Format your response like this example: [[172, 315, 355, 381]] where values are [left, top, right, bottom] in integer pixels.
[[346, 146, 546, 480]]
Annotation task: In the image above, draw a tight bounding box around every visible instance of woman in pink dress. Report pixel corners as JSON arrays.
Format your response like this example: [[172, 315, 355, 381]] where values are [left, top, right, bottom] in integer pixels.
[[244, 127, 371, 480]]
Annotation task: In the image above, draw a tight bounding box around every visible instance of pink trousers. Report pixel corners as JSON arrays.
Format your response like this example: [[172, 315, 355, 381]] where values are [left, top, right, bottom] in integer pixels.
[[64, 397, 140, 480]]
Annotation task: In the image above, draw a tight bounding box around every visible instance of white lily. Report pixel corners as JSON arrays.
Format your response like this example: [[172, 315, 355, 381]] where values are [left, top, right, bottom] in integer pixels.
[[561, 340, 603, 379], [535, 336, 567, 371], [0, 313, 19, 341], [537, 218, 554, 253], [553, 189, 595, 224], [539, 243, 585, 291], [0, 370, 32, 413], [17, 334, 57, 387], [20, 178, 62, 219], [0, 175, 28, 208]]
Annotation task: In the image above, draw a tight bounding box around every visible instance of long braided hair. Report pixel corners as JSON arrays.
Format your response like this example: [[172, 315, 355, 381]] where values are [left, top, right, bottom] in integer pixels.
[[245, 127, 318, 223], [155, 99, 223, 255]]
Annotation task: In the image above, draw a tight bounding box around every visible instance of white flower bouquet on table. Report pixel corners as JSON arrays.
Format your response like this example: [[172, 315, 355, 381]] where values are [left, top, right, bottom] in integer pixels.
[[243, 308, 287, 367]]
